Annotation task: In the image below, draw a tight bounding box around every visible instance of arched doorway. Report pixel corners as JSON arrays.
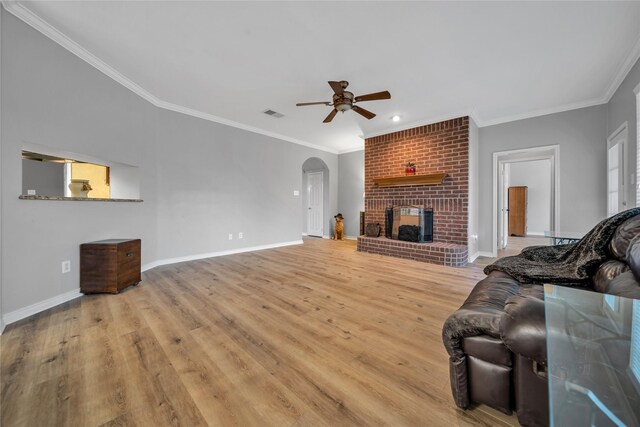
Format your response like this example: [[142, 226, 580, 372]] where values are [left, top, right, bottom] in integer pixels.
[[302, 157, 330, 238]]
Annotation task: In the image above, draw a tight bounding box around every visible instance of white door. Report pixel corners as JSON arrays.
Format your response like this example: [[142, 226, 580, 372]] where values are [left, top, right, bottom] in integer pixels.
[[607, 125, 627, 216], [307, 171, 324, 237]]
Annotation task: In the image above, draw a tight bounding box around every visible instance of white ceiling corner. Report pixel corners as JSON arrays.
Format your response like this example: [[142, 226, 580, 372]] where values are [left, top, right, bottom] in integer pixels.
[[1, 1, 161, 106], [337, 146, 366, 155], [1, 0, 340, 155], [3, 1, 640, 153]]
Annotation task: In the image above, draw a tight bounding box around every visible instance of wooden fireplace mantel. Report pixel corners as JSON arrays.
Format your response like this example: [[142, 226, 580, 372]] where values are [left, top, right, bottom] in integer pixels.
[[373, 173, 448, 187]]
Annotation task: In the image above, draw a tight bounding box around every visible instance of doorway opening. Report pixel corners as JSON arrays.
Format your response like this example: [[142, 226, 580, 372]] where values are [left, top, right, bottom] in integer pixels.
[[302, 158, 330, 238], [492, 145, 559, 257]]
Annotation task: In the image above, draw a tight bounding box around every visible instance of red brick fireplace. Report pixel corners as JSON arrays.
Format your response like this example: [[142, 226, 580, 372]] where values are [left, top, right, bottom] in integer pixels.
[[357, 116, 469, 266]]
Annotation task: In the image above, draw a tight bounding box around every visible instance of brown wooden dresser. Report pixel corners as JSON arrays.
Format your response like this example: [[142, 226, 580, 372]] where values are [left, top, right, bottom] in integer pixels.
[[508, 186, 528, 236], [80, 239, 141, 294]]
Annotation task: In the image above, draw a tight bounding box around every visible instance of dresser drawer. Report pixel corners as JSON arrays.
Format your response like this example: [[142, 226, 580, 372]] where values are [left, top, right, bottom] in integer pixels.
[[118, 241, 140, 264]]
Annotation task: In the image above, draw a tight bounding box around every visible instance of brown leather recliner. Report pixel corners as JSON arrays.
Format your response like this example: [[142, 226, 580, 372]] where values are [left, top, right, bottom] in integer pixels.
[[442, 215, 640, 427]]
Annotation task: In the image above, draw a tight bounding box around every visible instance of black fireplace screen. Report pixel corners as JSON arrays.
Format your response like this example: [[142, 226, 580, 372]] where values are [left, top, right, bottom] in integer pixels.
[[386, 206, 433, 243]]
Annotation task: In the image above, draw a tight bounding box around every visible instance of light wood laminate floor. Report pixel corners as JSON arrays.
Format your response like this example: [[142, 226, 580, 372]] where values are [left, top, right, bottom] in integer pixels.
[[1, 238, 520, 427], [473, 236, 551, 267]]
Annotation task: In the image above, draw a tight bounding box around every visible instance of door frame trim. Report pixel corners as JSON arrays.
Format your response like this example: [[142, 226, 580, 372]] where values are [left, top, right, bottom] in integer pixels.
[[492, 145, 560, 257], [498, 162, 509, 249], [606, 121, 628, 215]]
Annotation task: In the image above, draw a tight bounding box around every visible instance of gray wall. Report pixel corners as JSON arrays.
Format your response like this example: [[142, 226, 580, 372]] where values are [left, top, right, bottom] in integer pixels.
[[509, 159, 551, 235], [156, 111, 337, 259], [337, 150, 364, 238], [1, 11, 337, 316], [478, 105, 607, 253], [607, 57, 640, 208], [21, 159, 65, 197], [2, 11, 159, 313]]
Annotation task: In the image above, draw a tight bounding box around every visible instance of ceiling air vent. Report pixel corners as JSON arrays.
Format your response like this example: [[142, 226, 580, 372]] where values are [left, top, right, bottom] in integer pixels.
[[263, 109, 284, 118]]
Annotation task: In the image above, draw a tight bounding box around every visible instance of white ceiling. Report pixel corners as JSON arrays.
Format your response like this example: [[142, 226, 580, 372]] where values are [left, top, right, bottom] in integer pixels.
[[8, 1, 640, 153]]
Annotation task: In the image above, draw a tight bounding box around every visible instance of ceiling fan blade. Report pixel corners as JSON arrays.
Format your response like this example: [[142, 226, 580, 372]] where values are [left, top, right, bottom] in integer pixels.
[[328, 81, 344, 96], [296, 102, 331, 106], [352, 105, 376, 120], [323, 109, 338, 123], [354, 91, 391, 102]]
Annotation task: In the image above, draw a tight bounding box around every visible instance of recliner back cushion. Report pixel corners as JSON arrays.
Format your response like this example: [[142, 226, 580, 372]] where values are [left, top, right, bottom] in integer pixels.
[[609, 215, 640, 261], [593, 260, 629, 293], [627, 235, 640, 281], [604, 270, 640, 299]]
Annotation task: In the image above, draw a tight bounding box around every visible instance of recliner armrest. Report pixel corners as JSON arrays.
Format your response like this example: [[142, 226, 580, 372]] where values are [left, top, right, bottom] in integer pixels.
[[442, 271, 522, 360], [500, 294, 547, 364]]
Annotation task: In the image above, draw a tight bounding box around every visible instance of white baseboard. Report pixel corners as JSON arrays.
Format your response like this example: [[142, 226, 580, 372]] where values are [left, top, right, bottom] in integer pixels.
[[477, 251, 495, 258], [2, 289, 82, 331], [468, 252, 480, 263], [1, 240, 304, 331], [526, 231, 545, 237], [141, 240, 303, 272]]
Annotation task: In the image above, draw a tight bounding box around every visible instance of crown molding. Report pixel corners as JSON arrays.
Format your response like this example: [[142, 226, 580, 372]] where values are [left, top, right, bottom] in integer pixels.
[[337, 145, 364, 154], [155, 100, 338, 154], [2, 0, 161, 105], [604, 33, 640, 102], [4, 0, 640, 142], [478, 97, 607, 128], [490, 33, 640, 124], [362, 110, 482, 139], [1, 1, 338, 155]]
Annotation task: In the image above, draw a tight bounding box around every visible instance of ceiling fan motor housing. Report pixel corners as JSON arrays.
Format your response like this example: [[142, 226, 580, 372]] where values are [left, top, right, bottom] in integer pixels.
[[333, 91, 354, 112], [296, 80, 389, 122]]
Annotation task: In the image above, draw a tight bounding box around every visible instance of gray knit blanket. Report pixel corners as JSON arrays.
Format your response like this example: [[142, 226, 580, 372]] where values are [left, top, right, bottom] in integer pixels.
[[484, 208, 640, 284]]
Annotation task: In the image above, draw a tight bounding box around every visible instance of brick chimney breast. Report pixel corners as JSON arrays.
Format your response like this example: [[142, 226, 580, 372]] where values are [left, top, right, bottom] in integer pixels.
[[358, 117, 469, 266]]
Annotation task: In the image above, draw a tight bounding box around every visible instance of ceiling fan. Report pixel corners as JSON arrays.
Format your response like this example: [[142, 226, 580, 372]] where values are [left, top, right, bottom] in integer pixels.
[[296, 81, 391, 123]]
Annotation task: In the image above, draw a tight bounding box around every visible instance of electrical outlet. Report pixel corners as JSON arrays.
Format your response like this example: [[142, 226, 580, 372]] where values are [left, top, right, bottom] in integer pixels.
[[228, 233, 233, 240], [27, 189, 36, 196], [293, 190, 300, 196], [61, 260, 71, 274], [238, 232, 243, 239]]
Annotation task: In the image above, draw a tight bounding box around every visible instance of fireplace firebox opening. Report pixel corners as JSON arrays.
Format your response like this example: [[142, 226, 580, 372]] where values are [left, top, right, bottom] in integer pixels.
[[384, 206, 433, 243]]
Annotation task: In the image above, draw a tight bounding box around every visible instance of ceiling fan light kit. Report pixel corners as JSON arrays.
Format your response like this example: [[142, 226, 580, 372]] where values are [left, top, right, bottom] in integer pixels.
[[296, 80, 391, 123]]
